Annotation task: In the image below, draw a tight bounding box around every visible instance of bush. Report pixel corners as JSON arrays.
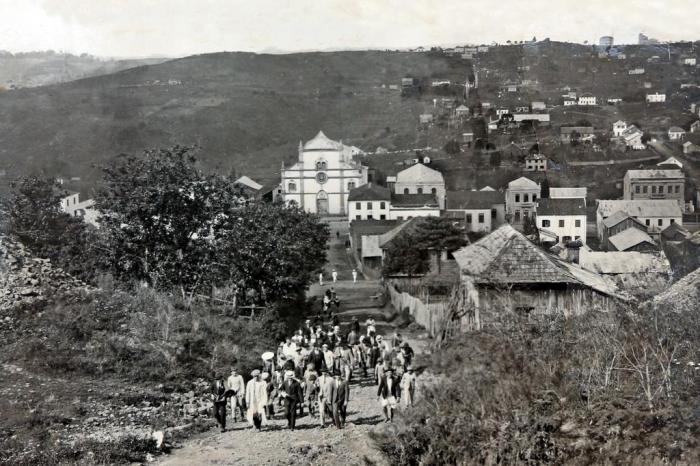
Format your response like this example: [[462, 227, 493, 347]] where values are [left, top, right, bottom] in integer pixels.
[[371, 306, 700, 465]]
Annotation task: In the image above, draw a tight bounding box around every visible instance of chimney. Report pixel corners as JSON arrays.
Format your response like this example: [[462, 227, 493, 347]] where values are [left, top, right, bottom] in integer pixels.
[[565, 239, 582, 264]]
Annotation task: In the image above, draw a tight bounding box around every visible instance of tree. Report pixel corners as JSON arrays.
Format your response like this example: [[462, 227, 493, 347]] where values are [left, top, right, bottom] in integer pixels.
[[382, 233, 429, 278], [541, 178, 550, 198], [523, 215, 540, 243], [444, 139, 461, 155], [489, 151, 502, 168], [413, 217, 467, 256]]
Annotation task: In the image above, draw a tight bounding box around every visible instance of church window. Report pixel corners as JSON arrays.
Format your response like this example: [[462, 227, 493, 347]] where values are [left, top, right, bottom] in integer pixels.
[[417, 187, 423, 194], [431, 188, 437, 195], [316, 172, 327, 184], [404, 188, 409, 194], [315, 159, 327, 170], [348, 181, 356, 190], [288, 182, 296, 192]]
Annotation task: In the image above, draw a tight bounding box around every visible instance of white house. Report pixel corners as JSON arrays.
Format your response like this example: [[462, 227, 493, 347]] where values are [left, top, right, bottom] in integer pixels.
[[563, 99, 577, 106], [628, 68, 645, 75], [505, 177, 540, 225], [612, 120, 628, 137], [646, 92, 666, 103], [60, 192, 100, 227], [531, 101, 546, 111], [668, 126, 686, 141], [524, 153, 547, 172], [549, 187, 587, 205], [683, 57, 697, 66], [394, 163, 446, 209], [388, 193, 440, 220], [347, 183, 391, 221], [536, 198, 587, 245], [281, 131, 368, 215], [578, 94, 597, 106], [445, 190, 506, 233], [620, 125, 645, 150], [691, 120, 700, 133]]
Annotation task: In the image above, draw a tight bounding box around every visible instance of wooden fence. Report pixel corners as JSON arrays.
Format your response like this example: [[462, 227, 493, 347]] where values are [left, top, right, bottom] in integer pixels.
[[385, 282, 447, 337]]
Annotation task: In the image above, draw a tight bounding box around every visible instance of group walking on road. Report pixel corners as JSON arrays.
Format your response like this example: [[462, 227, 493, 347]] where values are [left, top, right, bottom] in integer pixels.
[[210, 288, 418, 433]]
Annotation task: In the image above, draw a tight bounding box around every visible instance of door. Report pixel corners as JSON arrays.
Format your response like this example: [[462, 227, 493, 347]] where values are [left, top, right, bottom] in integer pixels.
[[316, 191, 329, 214]]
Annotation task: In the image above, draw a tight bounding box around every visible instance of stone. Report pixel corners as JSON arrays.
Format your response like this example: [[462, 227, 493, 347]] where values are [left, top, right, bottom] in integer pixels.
[[152, 430, 165, 449]]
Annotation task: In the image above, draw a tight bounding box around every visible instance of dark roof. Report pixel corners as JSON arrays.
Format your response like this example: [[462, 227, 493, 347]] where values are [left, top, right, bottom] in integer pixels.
[[378, 217, 428, 249], [349, 220, 399, 238], [660, 222, 689, 241], [536, 198, 586, 216], [348, 183, 391, 202], [390, 193, 439, 207], [446, 190, 504, 210]]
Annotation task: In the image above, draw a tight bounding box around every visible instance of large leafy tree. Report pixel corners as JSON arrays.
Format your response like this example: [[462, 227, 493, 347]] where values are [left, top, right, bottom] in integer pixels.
[[94, 146, 245, 292], [382, 233, 429, 277], [413, 217, 468, 254], [211, 202, 329, 305]]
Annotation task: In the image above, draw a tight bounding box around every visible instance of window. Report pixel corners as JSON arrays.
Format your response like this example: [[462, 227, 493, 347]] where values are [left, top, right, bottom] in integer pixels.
[[367, 202, 373, 209], [466, 214, 472, 223], [355, 202, 361, 210], [559, 219, 565, 228], [670, 219, 675, 224], [491, 209, 497, 218], [431, 187, 437, 195], [417, 187, 423, 194], [657, 219, 663, 226], [368, 215, 374, 220], [575, 219, 581, 227], [523, 194, 529, 202], [478, 213, 485, 223], [643, 186, 648, 194], [563, 236, 572, 243], [356, 215, 361, 220], [397, 216, 403, 220], [380, 202, 386, 209], [675, 185, 680, 193], [533, 194, 537, 201], [635, 185, 641, 194], [404, 188, 409, 194], [515, 194, 520, 202], [348, 181, 356, 190], [523, 211, 529, 218], [542, 219, 551, 227], [659, 185, 664, 194], [514, 211, 521, 222], [315, 160, 327, 170], [380, 214, 386, 220], [288, 182, 297, 192], [575, 235, 581, 240], [652, 185, 657, 194], [315, 172, 327, 184], [645, 219, 650, 226]]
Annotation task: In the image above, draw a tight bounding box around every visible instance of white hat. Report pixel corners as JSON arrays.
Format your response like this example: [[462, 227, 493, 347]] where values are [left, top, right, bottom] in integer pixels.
[[261, 351, 275, 361], [284, 370, 295, 379]]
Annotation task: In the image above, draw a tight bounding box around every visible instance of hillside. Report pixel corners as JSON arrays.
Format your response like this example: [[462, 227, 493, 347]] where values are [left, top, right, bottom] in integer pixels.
[[0, 51, 167, 89], [0, 51, 471, 187]]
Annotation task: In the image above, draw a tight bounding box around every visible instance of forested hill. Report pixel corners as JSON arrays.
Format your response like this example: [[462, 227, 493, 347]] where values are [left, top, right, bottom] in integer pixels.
[[0, 50, 471, 187]]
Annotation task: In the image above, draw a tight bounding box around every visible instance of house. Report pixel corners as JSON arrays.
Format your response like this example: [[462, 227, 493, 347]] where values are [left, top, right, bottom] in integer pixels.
[[620, 125, 645, 150], [623, 169, 685, 204], [607, 228, 658, 252], [682, 141, 700, 154], [578, 247, 671, 299], [560, 126, 595, 143], [505, 177, 540, 225], [349, 220, 400, 269], [683, 57, 697, 66], [514, 106, 530, 114], [690, 101, 700, 115], [607, 98, 623, 105], [668, 126, 686, 141], [281, 131, 368, 215], [646, 92, 666, 103], [60, 191, 100, 227], [455, 104, 470, 118], [444, 190, 506, 233], [656, 156, 683, 169], [536, 198, 587, 245], [451, 225, 628, 325], [394, 163, 446, 209], [389, 193, 440, 220], [462, 132, 474, 144], [531, 101, 546, 111], [419, 114, 434, 125], [563, 99, 577, 106], [524, 153, 547, 172], [691, 120, 700, 133], [660, 222, 690, 242], [599, 210, 648, 247], [431, 79, 451, 87], [549, 187, 587, 205], [596, 199, 683, 240], [513, 113, 551, 124], [577, 94, 597, 106], [612, 120, 628, 137], [628, 68, 645, 75], [347, 183, 391, 221], [496, 108, 510, 117]]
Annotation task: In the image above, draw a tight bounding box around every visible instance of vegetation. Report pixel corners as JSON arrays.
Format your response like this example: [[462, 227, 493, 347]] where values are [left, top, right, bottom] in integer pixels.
[[371, 304, 700, 465]]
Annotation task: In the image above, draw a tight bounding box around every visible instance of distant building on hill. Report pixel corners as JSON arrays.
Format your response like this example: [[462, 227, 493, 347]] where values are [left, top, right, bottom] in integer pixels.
[[577, 94, 597, 106], [668, 126, 686, 141], [524, 154, 547, 172], [623, 169, 685, 204], [646, 92, 666, 103], [599, 36, 614, 47]]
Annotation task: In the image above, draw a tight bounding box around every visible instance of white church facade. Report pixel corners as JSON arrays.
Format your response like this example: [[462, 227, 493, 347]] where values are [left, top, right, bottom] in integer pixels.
[[281, 131, 368, 215]]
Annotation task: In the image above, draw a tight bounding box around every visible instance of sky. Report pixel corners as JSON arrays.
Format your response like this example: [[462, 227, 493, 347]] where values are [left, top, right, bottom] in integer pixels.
[[1, 0, 699, 58]]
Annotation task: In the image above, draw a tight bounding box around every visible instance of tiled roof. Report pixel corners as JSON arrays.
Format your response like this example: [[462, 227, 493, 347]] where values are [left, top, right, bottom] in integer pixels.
[[390, 193, 439, 207], [303, 131, 341, 151], [660, 222, 689, 241], [579, 248, 670, 274], [446, 190, 504, 210], [625, 169, 684, 179], [452, 225, 628, 299], [536, 198, 586, 216], [348, 183, 391, 202], [508, 176, 539, 189], [549, 187, 587, 199], [597, 199, 683, 218], [609, 228, 655, 251], [349, 220, 399, 238], [395, 163, 445, 184], [668, 126, 685, 133], [602, 210, 643, 229], [378, 217, 427, 249], [234, 176, 263, 191]]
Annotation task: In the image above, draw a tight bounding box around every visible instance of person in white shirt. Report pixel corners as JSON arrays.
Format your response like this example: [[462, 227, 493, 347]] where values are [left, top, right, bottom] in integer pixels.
[[400, 366, 416, 407], [352, 269, 358, 283], [331, 269, 338, 283], [282, 337, 296, 358], [319, 272, 323, 286], [226, 367, 246, 421]]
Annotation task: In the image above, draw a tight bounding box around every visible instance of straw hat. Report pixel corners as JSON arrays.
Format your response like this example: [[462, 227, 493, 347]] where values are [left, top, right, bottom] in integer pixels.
[[261, 351, 275, 361]]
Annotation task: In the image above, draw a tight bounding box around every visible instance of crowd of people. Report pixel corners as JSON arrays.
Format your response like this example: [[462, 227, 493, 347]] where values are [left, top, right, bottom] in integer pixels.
[[211, 306, 418, 433]]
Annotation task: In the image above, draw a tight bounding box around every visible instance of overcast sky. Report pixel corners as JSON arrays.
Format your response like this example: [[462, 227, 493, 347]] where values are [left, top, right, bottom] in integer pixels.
[[1, 0, 698, 58]]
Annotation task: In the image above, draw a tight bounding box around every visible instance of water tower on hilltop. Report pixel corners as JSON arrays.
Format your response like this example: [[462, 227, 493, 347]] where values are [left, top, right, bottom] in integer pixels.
[[599, 36, 614, 48]]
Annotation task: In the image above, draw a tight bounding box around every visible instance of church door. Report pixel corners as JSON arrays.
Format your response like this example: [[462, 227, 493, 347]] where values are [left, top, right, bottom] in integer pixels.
[[316, 191, 329, 215]]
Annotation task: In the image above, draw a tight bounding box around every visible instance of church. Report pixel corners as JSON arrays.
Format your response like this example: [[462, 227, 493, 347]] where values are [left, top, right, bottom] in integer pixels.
[[281, 131, 368, 215]]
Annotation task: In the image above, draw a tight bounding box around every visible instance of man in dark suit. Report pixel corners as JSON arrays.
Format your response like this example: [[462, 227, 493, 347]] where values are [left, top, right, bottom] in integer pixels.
[[377, 367, 400, 422], [334, 371, 350, 428], [308, 343, 325, 373], [281, 371, 303, 430]]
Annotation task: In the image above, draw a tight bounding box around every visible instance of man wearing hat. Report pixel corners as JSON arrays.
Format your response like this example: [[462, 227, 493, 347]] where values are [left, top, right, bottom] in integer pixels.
[[377, 366, 400, 422], [322, 343, 335, 373], [281, 370, 303, 430], [400, 365, 416, 407], [211, 372, 230, 433], [317, 367, 337, 427], [303, 363, 319, 416], [226, 366, 246, 422], [245, 369, 268, 430], [333, 370, 349, 428]]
